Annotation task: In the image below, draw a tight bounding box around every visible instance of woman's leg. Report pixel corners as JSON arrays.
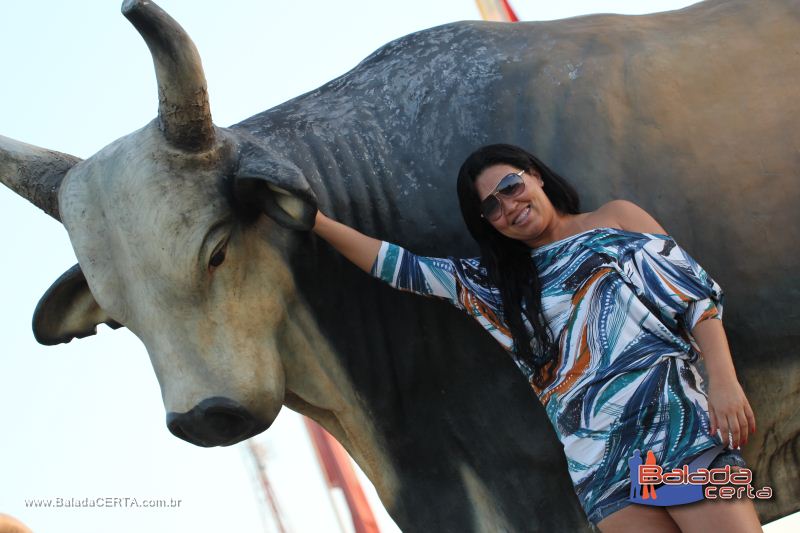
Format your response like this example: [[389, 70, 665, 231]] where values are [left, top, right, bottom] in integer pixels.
[[665, 496, 762, 533], [597, 503, 682, 533]]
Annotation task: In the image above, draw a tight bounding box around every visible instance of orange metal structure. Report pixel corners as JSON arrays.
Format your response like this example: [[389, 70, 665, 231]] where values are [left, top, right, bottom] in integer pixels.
[[475, 0, 519, 21], [304, 418, 380, 533]]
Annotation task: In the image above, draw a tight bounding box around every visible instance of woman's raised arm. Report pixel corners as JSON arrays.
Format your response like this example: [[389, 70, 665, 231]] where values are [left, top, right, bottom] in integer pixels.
[[312, 211, 382, 273], [312, 211, 467, 311]]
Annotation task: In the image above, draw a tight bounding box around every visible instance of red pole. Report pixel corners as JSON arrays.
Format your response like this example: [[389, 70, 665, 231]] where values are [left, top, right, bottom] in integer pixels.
[[501, 0, 519, 21], [246, 440, 291, 533], [304, 417, 380, 533]]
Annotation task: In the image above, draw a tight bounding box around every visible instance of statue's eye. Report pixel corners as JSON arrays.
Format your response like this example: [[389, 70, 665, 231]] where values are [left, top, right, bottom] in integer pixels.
[[209, 242, 227, 269]]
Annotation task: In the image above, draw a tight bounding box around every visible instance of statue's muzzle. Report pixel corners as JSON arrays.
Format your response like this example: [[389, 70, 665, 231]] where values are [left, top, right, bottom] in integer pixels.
[[167, 396, 267, 447]]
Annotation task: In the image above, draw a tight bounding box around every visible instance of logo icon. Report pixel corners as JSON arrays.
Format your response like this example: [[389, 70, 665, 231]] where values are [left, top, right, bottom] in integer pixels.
[[628, 445, 772, 505]]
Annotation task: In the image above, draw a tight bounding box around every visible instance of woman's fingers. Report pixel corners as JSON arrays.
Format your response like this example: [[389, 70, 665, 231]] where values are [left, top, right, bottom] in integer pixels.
[[717, 408, 751, 448], [726, 415, 740, 449], [707, 379, 758, 448], [707, 383, 757, 447], [708, 403, 718, 436], [715, 413, 737, 449], [736, 409, 749, 446], [745, 400, 757, 435], [716, 414, 728, 447]]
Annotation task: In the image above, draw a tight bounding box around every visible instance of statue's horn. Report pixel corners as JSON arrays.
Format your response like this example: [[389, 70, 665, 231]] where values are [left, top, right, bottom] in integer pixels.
[[122, 0, 215, 152], [0, 135, 81, 221]]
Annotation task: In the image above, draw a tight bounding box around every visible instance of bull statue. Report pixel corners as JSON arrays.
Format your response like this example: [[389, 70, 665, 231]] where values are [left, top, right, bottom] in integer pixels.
[[1, 0, 798, 530]]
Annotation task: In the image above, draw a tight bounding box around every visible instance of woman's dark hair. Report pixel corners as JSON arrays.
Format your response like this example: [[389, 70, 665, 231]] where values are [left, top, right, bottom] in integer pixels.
[[456, 144, 580, 387]]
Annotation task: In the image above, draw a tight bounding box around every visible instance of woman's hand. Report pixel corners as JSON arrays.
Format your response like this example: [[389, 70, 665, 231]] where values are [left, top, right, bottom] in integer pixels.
[[707, 375, 756, 449], [691, 318, 756, 449], [311, 209, 383, 273], [313, 209, 324, 232]]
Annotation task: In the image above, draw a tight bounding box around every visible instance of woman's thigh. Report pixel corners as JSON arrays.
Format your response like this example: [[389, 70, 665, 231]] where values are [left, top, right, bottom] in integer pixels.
[[665, 497, 762, 533], [597, 503, 681, 533]]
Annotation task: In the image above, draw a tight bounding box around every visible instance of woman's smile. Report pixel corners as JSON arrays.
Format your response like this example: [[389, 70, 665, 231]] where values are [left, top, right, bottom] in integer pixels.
[[511, 204, 532, 225]]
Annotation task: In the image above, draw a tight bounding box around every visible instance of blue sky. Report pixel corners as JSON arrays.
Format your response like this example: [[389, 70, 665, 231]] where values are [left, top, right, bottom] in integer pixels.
[[1, 1, 795, 532]]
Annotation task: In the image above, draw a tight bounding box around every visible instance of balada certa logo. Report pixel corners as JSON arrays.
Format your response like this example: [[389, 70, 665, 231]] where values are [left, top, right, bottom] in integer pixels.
[[628, 445, 772, 506]]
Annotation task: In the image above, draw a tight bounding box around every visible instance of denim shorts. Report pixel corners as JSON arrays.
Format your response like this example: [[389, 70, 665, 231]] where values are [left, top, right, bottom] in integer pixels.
[[586, 446, 747, 528]]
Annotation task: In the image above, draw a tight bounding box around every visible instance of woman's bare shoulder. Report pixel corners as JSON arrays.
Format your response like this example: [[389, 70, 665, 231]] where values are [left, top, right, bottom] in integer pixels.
[[593, 200, 668, 234]]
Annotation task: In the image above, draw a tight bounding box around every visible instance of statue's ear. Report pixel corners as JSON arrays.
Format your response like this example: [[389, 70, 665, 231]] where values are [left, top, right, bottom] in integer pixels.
[[232, 140, 317, 231], [32, 264, 123, 346]]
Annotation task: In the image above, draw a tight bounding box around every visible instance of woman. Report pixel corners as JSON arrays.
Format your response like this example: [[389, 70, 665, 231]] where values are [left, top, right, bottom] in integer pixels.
[[312, 143, 760, 532]]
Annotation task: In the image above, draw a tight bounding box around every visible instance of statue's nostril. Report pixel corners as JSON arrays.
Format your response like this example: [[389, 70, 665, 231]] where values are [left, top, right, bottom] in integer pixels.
[[204, 407, 253, 442], [166, 396, 263, 447]]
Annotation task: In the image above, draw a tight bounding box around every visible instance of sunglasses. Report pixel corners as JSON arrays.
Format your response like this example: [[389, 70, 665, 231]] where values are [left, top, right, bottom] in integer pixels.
[[479, 169, 526, 221]]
